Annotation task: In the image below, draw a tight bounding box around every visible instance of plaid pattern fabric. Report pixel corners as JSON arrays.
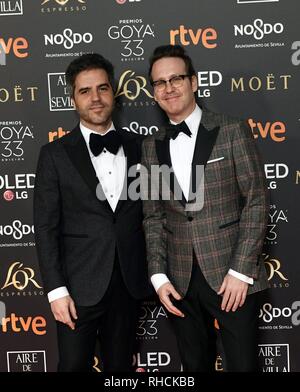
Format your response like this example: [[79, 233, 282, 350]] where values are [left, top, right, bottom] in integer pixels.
[[141, 109, 269, 297]]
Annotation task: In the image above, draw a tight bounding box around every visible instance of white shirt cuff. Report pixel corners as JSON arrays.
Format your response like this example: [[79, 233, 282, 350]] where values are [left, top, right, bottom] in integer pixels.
[[151, 273, 170, 292], [47, 286, 70, 303], [228, 269, 253, 285]]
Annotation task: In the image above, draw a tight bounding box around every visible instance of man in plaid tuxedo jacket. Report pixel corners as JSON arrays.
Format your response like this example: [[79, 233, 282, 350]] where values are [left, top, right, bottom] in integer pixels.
[[141, 45, 269, 372]]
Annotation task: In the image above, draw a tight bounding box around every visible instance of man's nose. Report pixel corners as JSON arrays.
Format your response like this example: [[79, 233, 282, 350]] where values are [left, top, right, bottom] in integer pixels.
[[91, 89, 101, 101], [165, 80, 174, 93]]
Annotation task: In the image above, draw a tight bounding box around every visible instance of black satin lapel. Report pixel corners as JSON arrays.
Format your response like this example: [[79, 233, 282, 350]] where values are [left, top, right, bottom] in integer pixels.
[[189, 124, 220, 201], [155, 139, 187, 207], [64, 129, 111, 212]]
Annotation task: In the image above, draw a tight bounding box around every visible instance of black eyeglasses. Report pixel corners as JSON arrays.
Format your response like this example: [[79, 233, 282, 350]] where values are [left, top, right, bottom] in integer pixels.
[[151, 74, 192, 91]]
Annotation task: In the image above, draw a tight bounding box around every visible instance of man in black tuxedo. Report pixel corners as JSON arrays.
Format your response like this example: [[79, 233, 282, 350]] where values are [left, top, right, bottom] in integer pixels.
[[34, 53, 150, 372]]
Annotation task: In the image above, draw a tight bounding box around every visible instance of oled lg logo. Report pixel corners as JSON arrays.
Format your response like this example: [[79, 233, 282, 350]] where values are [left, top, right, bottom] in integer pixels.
[[264, 163, 289, 190], [0, 173, 35, 201], [197, 71, 222, 98], [133, 352, 170, 372]]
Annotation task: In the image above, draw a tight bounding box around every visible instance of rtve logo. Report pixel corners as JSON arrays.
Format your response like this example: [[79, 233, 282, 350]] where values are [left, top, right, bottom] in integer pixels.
[[170, 25, 217, 48], [0, 36, 29, 58], [49, 126, 70, 142], [248, 118, 286, 142], [1, 313, 46, 335]]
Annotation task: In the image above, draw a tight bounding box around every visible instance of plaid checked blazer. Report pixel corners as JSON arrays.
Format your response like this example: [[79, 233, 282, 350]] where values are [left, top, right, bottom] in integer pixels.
[[141, 109, 270, 297]]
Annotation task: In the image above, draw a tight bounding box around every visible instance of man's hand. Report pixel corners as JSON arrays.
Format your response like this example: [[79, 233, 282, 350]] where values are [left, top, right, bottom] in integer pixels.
[[50, 295, 78, 330], [218, 274, 248, 312], [157, 282, 184, 317]]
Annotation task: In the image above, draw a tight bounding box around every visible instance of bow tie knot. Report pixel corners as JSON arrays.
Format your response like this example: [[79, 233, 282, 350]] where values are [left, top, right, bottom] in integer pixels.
[[89, 131, 122, 156], [165, 121, 192, 140]]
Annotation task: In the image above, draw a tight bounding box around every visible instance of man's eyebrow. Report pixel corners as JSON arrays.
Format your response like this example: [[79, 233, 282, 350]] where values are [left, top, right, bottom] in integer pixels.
[[78, 83, 110, 92]]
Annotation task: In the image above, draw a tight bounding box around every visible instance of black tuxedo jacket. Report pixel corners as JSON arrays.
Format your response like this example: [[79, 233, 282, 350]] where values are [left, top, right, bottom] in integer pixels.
[[34, 125, 151, 306]]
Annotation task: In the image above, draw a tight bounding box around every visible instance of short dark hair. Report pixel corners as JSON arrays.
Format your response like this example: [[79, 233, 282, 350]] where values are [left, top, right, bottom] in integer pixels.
[[65, 53, 115, 97], [148, 45, 196, 83]]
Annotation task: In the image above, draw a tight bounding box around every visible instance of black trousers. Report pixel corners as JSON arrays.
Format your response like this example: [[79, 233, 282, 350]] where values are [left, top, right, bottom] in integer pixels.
[[169, 259, 261, 372], [56, 256, 138, 372]]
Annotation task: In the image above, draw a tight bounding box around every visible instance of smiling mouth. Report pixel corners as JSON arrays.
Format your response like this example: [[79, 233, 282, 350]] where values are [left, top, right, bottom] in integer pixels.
[[164, 96, 179, 101]]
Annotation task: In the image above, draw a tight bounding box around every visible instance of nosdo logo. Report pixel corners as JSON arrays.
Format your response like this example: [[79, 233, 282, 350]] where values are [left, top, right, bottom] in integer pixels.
[[0, 36, 29, 58], [44, 28, 93, 50], [170, 25, 217, 48], [234, 19, 284, 40], [259, 302, 300, 325], [0, 220, 34, 240], [122, 122, 158, 136]]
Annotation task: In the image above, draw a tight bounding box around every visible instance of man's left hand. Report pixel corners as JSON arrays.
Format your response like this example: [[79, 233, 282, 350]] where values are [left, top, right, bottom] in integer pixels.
[[218, 274, 248, 312]]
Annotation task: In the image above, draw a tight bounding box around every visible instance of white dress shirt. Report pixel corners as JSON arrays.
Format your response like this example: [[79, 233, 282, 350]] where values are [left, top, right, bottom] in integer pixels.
[[48, 122, 126, 303], [151, 105, 253, 293]]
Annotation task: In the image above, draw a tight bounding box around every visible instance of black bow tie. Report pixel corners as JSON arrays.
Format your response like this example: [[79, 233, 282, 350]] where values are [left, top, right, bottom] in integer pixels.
[[165, 121, 192, 140], [89, 131, 122, 156]]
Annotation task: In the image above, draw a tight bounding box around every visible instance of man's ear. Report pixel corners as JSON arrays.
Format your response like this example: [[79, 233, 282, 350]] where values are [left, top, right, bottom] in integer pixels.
[[191, 75, 198, 93]]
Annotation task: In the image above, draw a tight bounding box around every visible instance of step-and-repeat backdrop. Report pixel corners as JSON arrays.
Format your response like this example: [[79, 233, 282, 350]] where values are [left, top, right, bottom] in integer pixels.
[[0, 0, 299, 372]]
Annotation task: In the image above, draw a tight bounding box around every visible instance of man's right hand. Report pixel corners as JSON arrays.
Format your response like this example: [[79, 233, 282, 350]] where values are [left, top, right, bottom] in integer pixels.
[[157, 282, 185, 317], [50, 295, 78, 330]]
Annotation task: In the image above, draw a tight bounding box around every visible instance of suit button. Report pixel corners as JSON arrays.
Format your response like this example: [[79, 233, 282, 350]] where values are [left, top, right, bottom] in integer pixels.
[[188, 216, 193, 222], [112, 217, 116, 224]]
